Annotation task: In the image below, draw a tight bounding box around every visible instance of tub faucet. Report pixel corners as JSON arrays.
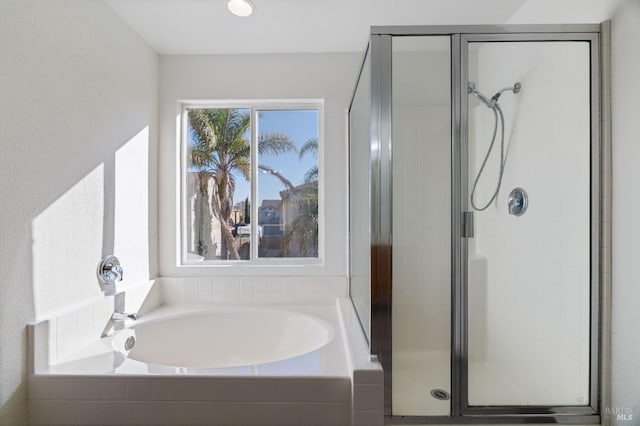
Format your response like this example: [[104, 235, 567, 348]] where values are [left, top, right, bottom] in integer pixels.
[[101, 293, 138, 337], [111, 311, 138, 322], [101, 310, 137, 337]]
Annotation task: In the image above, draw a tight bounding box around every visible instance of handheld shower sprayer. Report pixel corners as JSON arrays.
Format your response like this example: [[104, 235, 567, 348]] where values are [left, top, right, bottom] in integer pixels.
[[489, 82, 522, 106], [467, 80, 522, 211]]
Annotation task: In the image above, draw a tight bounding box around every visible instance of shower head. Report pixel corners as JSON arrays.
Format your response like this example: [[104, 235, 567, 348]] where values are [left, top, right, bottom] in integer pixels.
[[513, 82, 522, 93], [490, 82, 522, 106]]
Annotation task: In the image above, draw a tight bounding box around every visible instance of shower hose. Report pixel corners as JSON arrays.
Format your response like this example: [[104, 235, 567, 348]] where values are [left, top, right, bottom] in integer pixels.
[[470, 103, 506, 211]]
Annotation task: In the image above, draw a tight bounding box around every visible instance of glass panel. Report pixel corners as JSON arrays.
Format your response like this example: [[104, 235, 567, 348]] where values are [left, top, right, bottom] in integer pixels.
[[257, 109, 319, 258], [466, 41, 591, 406], [349, 49, 372, 342], [185, 108, 251, 261], [391, 36, 451, 416]]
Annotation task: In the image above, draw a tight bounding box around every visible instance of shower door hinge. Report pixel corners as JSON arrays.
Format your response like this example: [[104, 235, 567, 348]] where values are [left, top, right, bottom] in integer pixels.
[[462, 211, 475, 238]]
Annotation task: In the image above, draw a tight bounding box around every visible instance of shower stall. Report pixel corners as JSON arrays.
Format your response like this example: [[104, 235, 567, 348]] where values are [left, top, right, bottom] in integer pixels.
[[348, 24, 609, 423]]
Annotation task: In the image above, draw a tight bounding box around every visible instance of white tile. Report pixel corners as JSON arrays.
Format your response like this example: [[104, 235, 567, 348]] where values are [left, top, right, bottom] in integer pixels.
[[36, 400, 76, 425], [27, 400, 47, 426], [281, 277, 296, 294], [212, 277, 226, 293], [93, 297, 112, 333], [126, 401, 159, 425], [28, 377, 51, 400], [241, 402, 350, 426], [353, 368, 383, 385], [76, 304, 94, 332], [267, 279, 283, 304], [151, 379, 204, 401], [73, 401, 101, 425], [199, 402, 230, 423], [55, 335, 76, 362], [101, 378, 127, 400], [212, 291, 226, 303], [198, 278, 213, 304], [240, 277, 256, 303], [199, 381, 231, 402], [31, 323, 50, 371], [100, 401, 128, 425], [47, 340, 57, 367], [163, 278, 184, 304], [126, 378, 152, 401], [354, 409, 384, 426], [74, 378, 102, 400], [183, 278, 199, 303], [46, 317, 57, 346], [254, 282, 269, 304], [226, 278, 242, 303], [56, 311, 76, 342], [282, 291, 296, 304], [354, 384, 384, 411], [295, 277, 314, 304]]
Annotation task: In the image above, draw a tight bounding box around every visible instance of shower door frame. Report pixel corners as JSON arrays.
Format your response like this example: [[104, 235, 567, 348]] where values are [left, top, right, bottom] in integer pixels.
[[364, 23, 608, 424]]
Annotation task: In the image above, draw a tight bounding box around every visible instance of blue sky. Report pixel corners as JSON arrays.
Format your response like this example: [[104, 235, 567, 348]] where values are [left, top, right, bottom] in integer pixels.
[[256, 109, 318, 204]]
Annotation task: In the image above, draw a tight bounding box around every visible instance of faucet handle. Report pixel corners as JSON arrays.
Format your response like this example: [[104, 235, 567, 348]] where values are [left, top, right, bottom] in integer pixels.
[[97, 255, 124, 284]]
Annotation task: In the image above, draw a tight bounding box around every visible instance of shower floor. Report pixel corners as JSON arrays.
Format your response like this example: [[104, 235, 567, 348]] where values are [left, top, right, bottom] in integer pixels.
[[392, 351, 450, 416], [392, 351, 538, 416]]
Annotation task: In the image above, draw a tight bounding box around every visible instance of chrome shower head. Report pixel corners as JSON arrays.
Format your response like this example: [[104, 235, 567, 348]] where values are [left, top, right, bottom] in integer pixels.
[[513, 82, 521, 93], [490, 81, 522, 106]]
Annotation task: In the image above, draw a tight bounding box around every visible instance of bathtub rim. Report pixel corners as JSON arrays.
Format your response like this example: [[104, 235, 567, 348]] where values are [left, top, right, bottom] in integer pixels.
[[29, 302, 351, 379]]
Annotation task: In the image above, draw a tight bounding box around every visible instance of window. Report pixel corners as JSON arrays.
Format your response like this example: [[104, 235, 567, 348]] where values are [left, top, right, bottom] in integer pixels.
[[181, 101, 322, 264]]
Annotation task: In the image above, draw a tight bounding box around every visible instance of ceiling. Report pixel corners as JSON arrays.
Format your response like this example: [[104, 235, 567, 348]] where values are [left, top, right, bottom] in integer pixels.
[[105, 0, 617, 55]]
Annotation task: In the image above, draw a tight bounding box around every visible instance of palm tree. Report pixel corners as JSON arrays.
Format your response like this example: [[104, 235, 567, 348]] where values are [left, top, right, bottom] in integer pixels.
[[188, 108, 296, 260], [299, 137, 318, 183], [283, 137, 319, 257]]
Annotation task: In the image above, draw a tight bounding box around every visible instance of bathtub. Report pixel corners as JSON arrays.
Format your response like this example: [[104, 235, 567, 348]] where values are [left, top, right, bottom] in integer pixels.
[[28, 299, 385, 426], [111, 307, 336, 370]]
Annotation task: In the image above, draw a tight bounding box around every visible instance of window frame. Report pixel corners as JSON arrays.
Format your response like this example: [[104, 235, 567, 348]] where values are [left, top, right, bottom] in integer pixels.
[[179, 99, 324, 267]]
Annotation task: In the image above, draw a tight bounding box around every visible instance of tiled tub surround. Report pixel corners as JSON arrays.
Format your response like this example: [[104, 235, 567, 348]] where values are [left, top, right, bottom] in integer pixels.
[[28, 278, 383, 426]]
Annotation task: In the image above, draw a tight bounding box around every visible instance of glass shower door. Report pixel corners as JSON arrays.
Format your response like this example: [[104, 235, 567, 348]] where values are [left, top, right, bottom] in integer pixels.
[[391, 35, 451, 417], [464, 38, 595, 408]]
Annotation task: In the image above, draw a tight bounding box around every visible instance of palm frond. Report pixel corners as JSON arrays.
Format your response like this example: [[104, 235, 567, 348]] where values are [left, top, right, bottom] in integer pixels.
[[258, 132, 298, 156], [304, 165, 318, 183], [299, 137, 318, 160]]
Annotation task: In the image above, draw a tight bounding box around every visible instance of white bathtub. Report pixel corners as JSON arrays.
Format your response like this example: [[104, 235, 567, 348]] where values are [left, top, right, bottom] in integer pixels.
[[29, 297, 382, 426], [112, 308, 335, 369]]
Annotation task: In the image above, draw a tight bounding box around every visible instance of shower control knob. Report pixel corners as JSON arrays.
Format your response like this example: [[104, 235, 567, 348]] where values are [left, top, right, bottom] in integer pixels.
[[508, 188, 528, 216], [97, 255, 123, 284]]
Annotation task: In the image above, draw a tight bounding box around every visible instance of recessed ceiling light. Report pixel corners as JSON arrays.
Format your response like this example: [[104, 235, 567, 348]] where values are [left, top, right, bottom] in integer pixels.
[[227, 0, 255, 17]]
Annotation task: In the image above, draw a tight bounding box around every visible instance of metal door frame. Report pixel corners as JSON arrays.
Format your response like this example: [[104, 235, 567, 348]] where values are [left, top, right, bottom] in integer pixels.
[[359, 23, 609, 425]]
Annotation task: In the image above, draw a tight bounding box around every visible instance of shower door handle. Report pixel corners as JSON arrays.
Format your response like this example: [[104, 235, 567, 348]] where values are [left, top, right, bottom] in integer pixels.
[[462, 211, 474, 238]]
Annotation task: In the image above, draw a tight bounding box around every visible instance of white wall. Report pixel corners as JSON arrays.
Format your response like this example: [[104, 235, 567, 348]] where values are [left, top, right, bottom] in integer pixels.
[[610, 0, 640, 422], [0, 1, 158, 424], [158, 53, 360, 278]]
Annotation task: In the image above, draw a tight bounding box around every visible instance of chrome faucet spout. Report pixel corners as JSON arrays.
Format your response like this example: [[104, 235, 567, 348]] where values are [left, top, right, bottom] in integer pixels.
[[101, 292, 138, 337], [111, 312, 137, 321]]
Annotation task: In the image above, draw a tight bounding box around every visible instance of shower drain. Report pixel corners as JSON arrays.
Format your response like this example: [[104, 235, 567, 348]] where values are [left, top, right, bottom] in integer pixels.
[[430, 389, 451, 401]]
